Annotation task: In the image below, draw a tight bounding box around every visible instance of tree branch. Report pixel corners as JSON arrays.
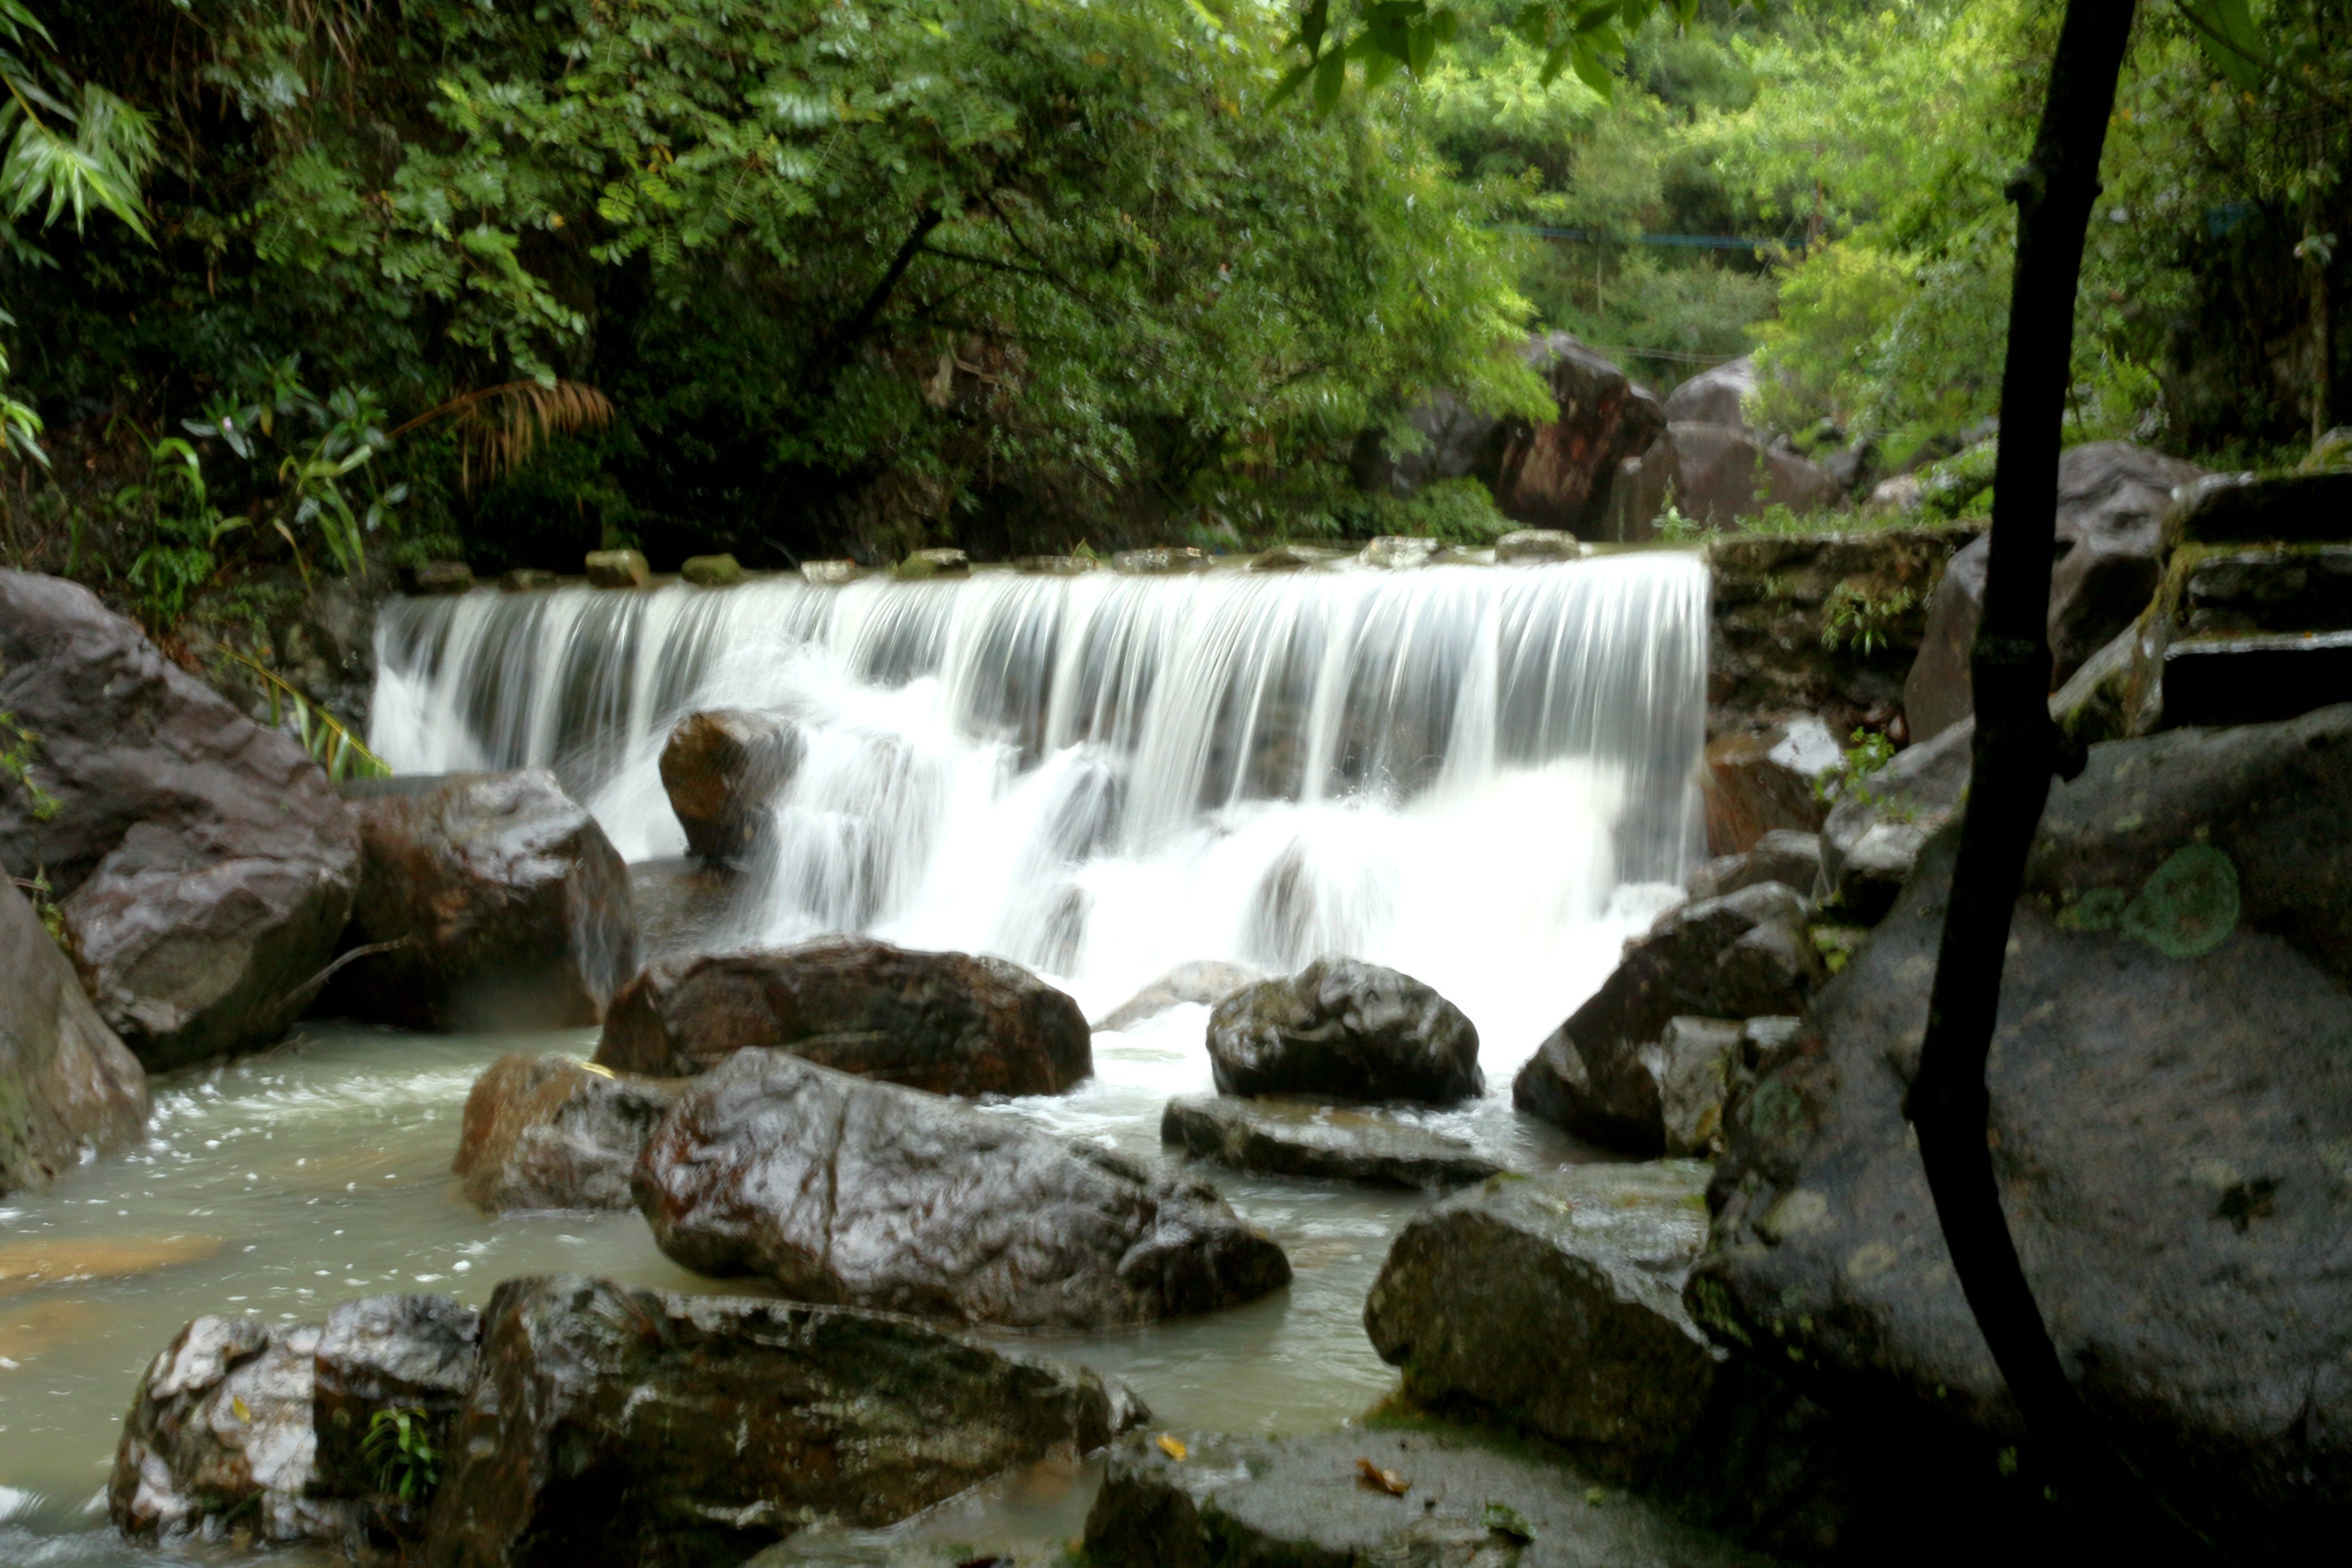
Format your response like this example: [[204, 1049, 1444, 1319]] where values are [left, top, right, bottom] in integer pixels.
[[797, 205, 943, 398]]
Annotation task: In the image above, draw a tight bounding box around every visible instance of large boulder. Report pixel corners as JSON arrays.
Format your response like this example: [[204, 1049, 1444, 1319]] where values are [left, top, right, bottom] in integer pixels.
[[1817, 719, 1972, 924], [1513, 882, 1823, 1154], [1700, 719, 1840, 857], [312, 1293, 481, 1504], [424, 1275, 1138, 1568], [1687, 829, 1824, 904], [658, 709, 802, 867], [453, 1053, 682, 1213], [1663, 355, 1756, 427], [1903, 441, 2205, 743], [1610, 421, 1840, 540], [1692, 704, 2352, 1558], [326, 771, 638, 1032], [595, 937, 1090, 1096], [1159, 1093, 1501, 1190], [1093, 959, 1264, 1032], [0, 863, 147, 1195], [634, 1049, 1290, 1330], [0, 571, 361, 1068], [1205, 958, 1480, 1106]]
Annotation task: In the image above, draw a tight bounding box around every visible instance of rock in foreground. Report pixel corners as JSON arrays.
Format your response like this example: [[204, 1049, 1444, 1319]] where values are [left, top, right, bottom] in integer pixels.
[[595, 937, 1090, 1096], [1695, 704, 2352, 1558], [1206, 958, 1480, 1106], [328, 770, 639, 1031], [426, 1275, 1137, 1568], [1161, 1093, 1500, 1190], [0, 571, 361, 1068], [453, 1054, 681, 1213], [659, 708, 802, 866], [0, 863, 147, 1196], [635, 1049, 1289, 1329]]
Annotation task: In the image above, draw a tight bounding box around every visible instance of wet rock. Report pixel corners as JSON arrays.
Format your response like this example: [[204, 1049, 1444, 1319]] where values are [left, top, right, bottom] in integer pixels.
[[634, 1049, 1290, 1329], [1513, 882, 1822, 1154], [1694, 704, 2352, 1558], [596, 937, 1090, 1096], [454, 1054, 682, 1213], [1093, 959, 1264, 1033], [312, 1293, 480, 1500], [1700, 719, 1840, 857], [1361, 535, 1444, 569], [327, 770, 639, 1032], [0, 862, 147, 1196], [1011, 553, 1102, 575], [109, 1315, 359, 1546], [627, 856, 745, 964], [1083, 1425, 1759, 1568], [1611, 421, 1839, 540], [801, 560, 863, 586], [896, 548, 970, 579], [1248, 543, 1344, 571], [680, 553, 746, 588], [501, 568, 560, 592], [1160, 1093, 1501, 1190], [2179, 544, 2352, 634], [1206, 958, 1481, 1107], [402, 560, 475, 595], [584, 549, 650, 588], [0, 571, 362, 1069], [423, 1274, 1136, 1568], [1493, 526, 1583, 561], [1686, 829, 1823, 903], [2139, 629, 2352, 730], [1818, 719, 1971, 924], [1112, 546, 1212, 574], [1657, 1017, 1749, 1158], [2048, 625, 2139, 748], [2163, 469, 2352, 548], [1663, 355, 1755, 427], [659, 708, 804, 867]]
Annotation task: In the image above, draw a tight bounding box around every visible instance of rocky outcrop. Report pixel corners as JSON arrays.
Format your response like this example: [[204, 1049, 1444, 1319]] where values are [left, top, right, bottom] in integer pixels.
[[1160, 1093, 1501, 1190], [1700, 720, 1839, 857], [595, 937, 1091, 1096], [0, 572, 361, 1069], [453, 1054, 681, 1213], [1687, 829, 1823, 904], [1903, 441, 2204, 743], [1093, 959, 1263, 1032], [1610, 421, 1839, 539], [1514, 882, 1823, 1153], [1663, 356, 1756, 427], [1817, 719, 1971, 924], [312, 1293, 481, 1504], [658, 709, 802, 867], [634, 1049, 1289, 1330], [1205, 958, 1480, 1106], [0, 864, 147, 1195], [425, 1275, 1136, 1568], [326, 771, 639, 1032], [1692, 704, 2352, 1558]]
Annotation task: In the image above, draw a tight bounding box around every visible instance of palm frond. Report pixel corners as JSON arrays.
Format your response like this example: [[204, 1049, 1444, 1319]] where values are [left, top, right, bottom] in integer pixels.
[[392, 379, 615, 492]]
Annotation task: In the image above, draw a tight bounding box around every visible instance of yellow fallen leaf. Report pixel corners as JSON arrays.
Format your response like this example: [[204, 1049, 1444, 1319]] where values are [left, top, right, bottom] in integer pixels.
[[1356, 1458, 1409, 1497], [1155, 1433, 1187, 1461], [580, 1062, 616, 1079], [230, 1396, 251, 1422]]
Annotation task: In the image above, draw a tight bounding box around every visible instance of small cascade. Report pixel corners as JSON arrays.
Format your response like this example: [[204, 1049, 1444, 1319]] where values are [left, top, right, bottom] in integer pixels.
[[372, 554, 1709, 1049]]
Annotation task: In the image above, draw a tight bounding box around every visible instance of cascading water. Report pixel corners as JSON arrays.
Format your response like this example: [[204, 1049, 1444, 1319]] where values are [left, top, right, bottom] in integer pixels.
[[371, 553, 1709, 1053]]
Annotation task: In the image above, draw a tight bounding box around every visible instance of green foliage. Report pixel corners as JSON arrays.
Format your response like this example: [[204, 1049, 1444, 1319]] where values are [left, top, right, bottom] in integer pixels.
[[360, 1406, 439, 1504], [219, 646, 390, 782], [1913, 441, 2000, 522], [1818, 580, 1920, 657], [1814, 726, 1896, 806], [0, 706, 58, 820], [1357, 475, 1513, 544]]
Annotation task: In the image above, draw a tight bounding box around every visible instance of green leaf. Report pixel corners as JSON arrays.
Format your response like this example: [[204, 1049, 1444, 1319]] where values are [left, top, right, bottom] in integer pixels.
[[1300, 0, 1328, 54], [2181, 0, 2265, 92], [1406, 20, 1437, 77], [1312, 48, 1345, 115], [1269, 59, 1314, 104], [1568, 37, 1614, 99]]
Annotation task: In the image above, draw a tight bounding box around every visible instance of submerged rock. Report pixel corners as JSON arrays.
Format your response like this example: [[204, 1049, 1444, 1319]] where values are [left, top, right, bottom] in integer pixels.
[[1206, 958, 1481, 1106], [1160, 1093, 1500, 1190], [454, 1053, 681, 1213], [425, 1275, 1138, 1568], [1695, 704, 2352, 1558], [328, 770, 640, 1031], [0, 862, 147, 1196], [596, 937, 1090, 1096], [635, 1049, 1290, 1330], [1092, 958, 1263, 1032], [659, 708, 804, 867], [0, 571, 361, 1069]]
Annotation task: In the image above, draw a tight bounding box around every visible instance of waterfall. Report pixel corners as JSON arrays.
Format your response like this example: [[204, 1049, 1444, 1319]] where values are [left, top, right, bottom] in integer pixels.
[[371, 554, 1709, 1053]]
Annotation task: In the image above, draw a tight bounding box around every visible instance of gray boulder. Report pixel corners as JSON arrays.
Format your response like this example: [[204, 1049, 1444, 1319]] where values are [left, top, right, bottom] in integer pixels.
[[658, 708, 802, 867], [0, 862, 147, 1195], [1610, 422, 1840, 540], [634, 1049, 1290, 1330], [1093, 959, 1263, 1032], [1693, 703, 2352, 1558], [1514, 882, 1823, 1154], [453, 1053, 681, 1213], [1662, 355, 1755, 427], [1160, 1093, 1501, 1190], [326, 770, 640, 1032], [1688, 829, 1825, 903], [1206, 957, 1481, 1106], [1817, 719, 1973, 924], [423, 1275, 1137, 1568], [0, 571, 361, 1068], [1700, 719, 1840, 858]]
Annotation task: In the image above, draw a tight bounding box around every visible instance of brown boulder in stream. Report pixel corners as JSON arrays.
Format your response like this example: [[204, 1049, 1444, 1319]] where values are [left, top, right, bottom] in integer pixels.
[[594, 936, 1090, 1096], [0, 571, 361, 1068], [0, 863, 147, 1195], [659, 708, 802, 867], [423, 1274, 1140, 1568], [633, 1049, 1291, 1329], [326, 770, 639, 1031], [1205, 957, 1481, 1106], [453, 1053, 681, 1213]]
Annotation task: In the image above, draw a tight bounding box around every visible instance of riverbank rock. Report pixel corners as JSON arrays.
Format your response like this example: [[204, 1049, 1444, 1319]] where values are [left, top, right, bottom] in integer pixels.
[[1093, 959, 1263, 1032], [1692, 703, 2352, 1558], [1700, 720, 1840, 857], [1611, 422, 1839, 540], [596, 937, 1091, 1096], [1817, 719, 1971, 924], [425, 1275, 1138, 1568], [1160, 1094, 1500, 1190], [1206, 958, 1480, 1106], [0, 571, 361, 1069], [1083, 1425, 1763, 1568], [1664, 356, 1757, 427], [1514, 882, 1822, 1154], [659, 709, 803, 866], [312, 1293, 481, 1503], [635, 1049, 1289, 1329], [326, 771, 639, 1032], [1687, 829, 1823, 904], [0, 864, 147, 1195], [454, 1054, 682, 1213]]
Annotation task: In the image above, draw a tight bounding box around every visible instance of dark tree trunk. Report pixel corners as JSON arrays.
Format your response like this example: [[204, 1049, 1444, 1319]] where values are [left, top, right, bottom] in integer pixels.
[[1903, 0, 2226, 1556]]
